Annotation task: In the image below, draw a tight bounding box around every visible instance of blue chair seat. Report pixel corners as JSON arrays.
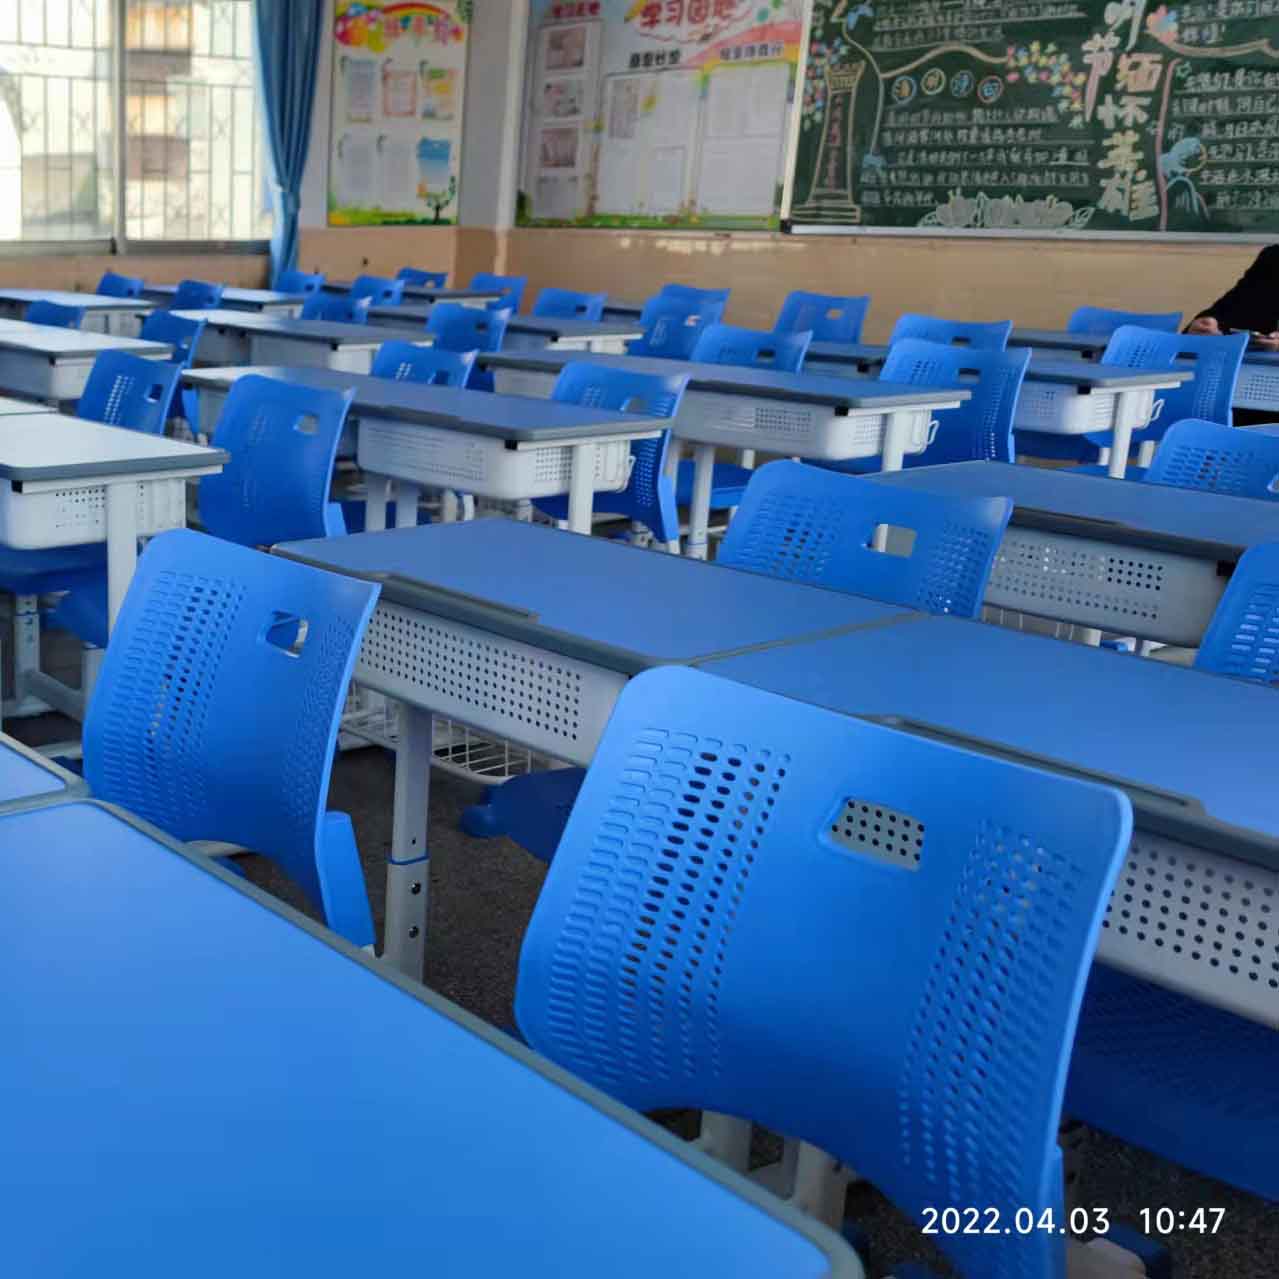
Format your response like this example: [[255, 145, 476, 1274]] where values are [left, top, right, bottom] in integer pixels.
[[0, 544, 105, 595], [674, 459, 754, 509], [461, 768, 586, 863]]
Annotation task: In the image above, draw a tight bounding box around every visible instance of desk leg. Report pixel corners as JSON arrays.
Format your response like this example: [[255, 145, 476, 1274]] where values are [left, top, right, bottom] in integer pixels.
[[394, 482, 421, 530], [384, 704, 432, 980], [1106, 395, 1142, 479], [365, 475, 391, 532], [879, 410, 911, 473], [685, 443, 716, 561], [664, 436, 682, 484], [566, 441, 596, 535], [105, 481, 139, 634]]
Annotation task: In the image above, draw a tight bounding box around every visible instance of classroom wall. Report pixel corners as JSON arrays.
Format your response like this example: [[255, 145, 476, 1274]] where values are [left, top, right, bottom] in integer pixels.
[[0, 251, 267, 293]]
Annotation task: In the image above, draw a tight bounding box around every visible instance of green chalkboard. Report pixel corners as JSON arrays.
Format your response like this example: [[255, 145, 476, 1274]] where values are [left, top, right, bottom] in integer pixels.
[[787, 0, 1279, 233]]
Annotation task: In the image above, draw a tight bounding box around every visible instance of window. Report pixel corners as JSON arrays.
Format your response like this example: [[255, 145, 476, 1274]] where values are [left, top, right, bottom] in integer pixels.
[[0, 0, 270, 245]]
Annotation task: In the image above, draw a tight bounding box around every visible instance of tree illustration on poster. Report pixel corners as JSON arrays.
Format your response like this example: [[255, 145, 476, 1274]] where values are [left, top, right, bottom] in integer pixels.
[[328, 1, 470, 227], [789, 0, 1279, 234], [517, 0, 806, 230]]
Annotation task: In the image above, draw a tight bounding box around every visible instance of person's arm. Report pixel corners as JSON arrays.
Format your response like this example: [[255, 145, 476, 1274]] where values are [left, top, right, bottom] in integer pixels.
[[1190, 246, 1279, 336]]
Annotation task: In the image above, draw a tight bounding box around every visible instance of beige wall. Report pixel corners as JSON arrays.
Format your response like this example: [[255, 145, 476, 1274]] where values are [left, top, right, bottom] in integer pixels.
[[295, 226, 505, 288], [502, 229, 1260, 337], [0, 251, 268, 292]]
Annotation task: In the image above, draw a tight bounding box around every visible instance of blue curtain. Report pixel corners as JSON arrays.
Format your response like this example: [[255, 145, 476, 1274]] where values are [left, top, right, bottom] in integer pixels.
[[253, 0, 324, 283]]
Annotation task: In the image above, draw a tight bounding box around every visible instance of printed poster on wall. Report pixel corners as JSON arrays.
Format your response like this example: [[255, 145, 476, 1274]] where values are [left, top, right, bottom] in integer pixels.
[[328, 1, 471, 226], [517, 0, 806, 229]]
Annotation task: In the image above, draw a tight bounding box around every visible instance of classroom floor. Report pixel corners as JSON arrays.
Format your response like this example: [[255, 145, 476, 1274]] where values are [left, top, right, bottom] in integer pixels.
[[10, 672, 1273, 1279]]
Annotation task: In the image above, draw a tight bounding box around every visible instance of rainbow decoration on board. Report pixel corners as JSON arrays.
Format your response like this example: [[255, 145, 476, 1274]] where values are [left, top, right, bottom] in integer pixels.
[[335, 2, 467, 53]]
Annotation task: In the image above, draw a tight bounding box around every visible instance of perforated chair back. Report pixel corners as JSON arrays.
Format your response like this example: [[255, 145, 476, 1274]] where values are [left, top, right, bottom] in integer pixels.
[[371, 340, 475, 387], [720, 460, 1011, 617], [537, 363, 689, 543], [26, 300, 85, 329], [1100, 326, 1247, 439], [82, 528, 380, 945], [532, 288, 608, 322], [774, 291, 870, 344], [890, 313, 1012, 349], [1143, 418, 1279, 499], [470, 272, 528, 313], [659, 283, 731, 306], [881, 339, 1031, 464], [274, 269, 326, 295], [396, 267, 448, 288], [427, 302, 511, 353], [1067, 306, 1182, 335], [300, 294, 372, 324], [170, 279, 225, 310], [691, 322, 812, 373], [349, 274, 404, 306], [198, 374, 353, 546], [140, 310, 206, 368], [629, 295, 726, 359], [1193, 543, 1279, 685], [96, 270, 144, 298], [76, 351, 182, 435], [517, 665, 1132, 1279]]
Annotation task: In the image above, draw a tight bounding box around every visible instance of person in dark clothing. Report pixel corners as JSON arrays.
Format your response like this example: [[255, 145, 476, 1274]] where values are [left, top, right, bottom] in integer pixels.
[[1187, 245, 1279, 349]]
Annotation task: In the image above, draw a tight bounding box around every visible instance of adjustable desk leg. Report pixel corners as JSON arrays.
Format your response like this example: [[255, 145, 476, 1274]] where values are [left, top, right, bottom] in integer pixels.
[[1106, 391, 1145, 479], [879, 410, 911, 473], [685, 443, 716, 561], [566, 441, 597, 535], [394, 483, 421, 529], [384, 704, 433, 980], [364, 474, 391, 532], [105, 480, 140, 634]]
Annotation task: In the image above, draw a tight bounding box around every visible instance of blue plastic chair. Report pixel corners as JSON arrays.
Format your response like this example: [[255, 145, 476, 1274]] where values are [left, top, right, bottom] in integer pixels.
[[690, 323, 812, 373], [1142, 418, 1279, 500], [427, 304, 511, 389], [1192, 542, 1279, 684], [80, 528, 380, 947], [96, 270, 144, 298], [774, 291, 870, 344], [349, 274, 405, 306], [532, 288, 607, 322], [170, 279, 225, 311], [274, 269, 326, 295], [301, 294, 372, 324], [628, 295, 726, 360], [396, 267, 448, 288], [77, 350, 183, 436], [139, 310, 207, 425], [517, 664, 1132, 1279], [532, 363, 689, 546], [890, 313, 1012, 349], [26, 300, 85, 329], [370, 340, 475, 387], [1067, 306, 1182, 335], [471, 272, 528, 313]]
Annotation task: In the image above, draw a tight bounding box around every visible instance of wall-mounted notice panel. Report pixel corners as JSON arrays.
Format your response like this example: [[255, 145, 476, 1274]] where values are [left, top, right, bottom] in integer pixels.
[[328, 1, 471, 226], [787, 0, 1279, 235], [517, 0, 806, 230]]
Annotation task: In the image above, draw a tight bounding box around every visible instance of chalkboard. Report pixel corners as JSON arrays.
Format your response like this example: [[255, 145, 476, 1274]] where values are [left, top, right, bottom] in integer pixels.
[[786, 0, 1279, 234]]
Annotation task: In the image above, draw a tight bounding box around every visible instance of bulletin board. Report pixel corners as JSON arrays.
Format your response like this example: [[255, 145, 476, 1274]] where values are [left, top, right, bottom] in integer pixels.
[[328, 0, 471, 226], [786, 0, 1279, 236], [517, 0, 807, 230]]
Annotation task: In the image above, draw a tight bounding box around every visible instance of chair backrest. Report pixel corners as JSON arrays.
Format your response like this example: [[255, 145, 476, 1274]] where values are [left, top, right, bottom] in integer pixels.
[[1144, 419, 1279, 500], [1194, 543, 1279, 685], [629, 295, 726, 359], [517, 664, 1132, 1279], [140, 310, 206, 368], [470, 272, 528, 312], [890, 313, 1012, 350], [170, 279, 225, 310], [719, 460, 1012, 617], [26, 300, 85, 329], [198, 374, 353, 546], [96, 270, 144, 298], [75, 351, 182, 435], [349, 274, 405, 305], [300, 294, 372, 324], [532, 287, 608, 322], [396, 267, 448, 288], [371, 340, 476, 387], [881, 338, 1031, 464], [82, 528, 380, 932], [1067, 306, 1182, 336], [1101, 325, 1248, 435], [659, 283, 731, 306], [426, 302, 511, 353], [690, 322, 812, 373], [774, 291, 870, 344], [274, 269, 326, 295]]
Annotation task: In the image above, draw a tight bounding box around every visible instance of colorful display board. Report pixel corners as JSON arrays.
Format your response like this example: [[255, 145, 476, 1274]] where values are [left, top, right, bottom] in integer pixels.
[[787, 0, 1279, 235], [328, 1, 471, 226], [517, 0, 806, 229]]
